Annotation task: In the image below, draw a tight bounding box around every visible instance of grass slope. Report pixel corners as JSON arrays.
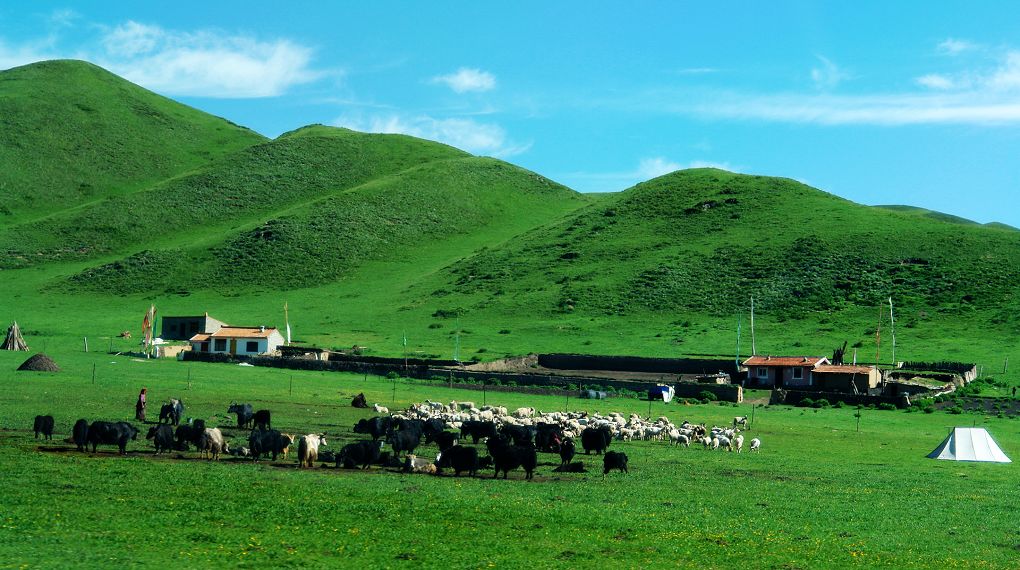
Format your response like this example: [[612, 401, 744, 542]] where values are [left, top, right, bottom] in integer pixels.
[[0, 60, 264, 223], [1, 349, 1018, 567], [63, 156, 584, 293], [434, 169, 1020, 318], [1, 125, 469, 268]]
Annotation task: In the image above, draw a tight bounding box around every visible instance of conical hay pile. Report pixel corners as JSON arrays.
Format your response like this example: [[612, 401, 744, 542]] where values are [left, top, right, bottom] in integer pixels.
[[16, 353, 61, 372]]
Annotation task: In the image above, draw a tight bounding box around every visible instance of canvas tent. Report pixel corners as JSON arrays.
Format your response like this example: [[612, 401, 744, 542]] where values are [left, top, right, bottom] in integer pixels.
[[927, 427, 1011, 463], [1, 321, 28, 351]]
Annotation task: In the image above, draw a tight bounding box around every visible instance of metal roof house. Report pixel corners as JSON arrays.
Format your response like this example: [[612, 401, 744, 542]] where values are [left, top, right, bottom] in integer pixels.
[[742, 355, 830, 388]]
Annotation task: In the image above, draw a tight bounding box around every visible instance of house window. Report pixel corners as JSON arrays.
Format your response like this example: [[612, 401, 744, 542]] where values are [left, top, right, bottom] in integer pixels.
[[246, 341, 259, 353], [200, 342, 209, 352], [792, 368, 803, 380], [757, 367, 768, 378], [214, 339, 227, 351], [190, 322, 199, 333]]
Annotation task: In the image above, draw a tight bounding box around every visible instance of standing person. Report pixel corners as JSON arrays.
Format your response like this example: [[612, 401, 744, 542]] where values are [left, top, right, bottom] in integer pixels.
[[135, 388, 147, 422]]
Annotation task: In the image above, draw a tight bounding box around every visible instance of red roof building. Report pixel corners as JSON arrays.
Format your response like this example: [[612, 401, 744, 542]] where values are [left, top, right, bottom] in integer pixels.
[[741, 355, 829, 388]]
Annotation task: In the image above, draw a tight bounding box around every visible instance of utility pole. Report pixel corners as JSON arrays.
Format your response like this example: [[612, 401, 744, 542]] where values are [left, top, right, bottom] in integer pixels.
[[735, 314, 742, 368], [888, 297, 896, 367], [750, 296, 756, 356]]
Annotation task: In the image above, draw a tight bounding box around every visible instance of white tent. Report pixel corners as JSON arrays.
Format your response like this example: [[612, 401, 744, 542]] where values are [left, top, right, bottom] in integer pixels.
[[927, 427, 1011, 463]]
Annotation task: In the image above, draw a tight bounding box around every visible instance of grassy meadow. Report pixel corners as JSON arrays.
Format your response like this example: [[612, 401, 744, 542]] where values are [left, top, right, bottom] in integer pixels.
[[1, 348, 1018, 568]]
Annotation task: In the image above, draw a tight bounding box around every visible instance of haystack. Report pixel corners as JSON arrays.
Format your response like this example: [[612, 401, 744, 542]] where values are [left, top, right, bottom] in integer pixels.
[[1, 321, 28, 351], [16, 353, 61, 372]]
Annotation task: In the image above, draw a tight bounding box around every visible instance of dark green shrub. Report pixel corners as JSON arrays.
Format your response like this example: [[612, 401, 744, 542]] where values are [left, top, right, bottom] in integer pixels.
[[798, 398, 814, 408], [698, 390, 718, 402], [833, 401, 846, 409], [813, 398, 830, 408], [877, 403, 897, 411], [923, 407, 935, 414], [948, 406, 964, 415], [386, 371, 399, 379]]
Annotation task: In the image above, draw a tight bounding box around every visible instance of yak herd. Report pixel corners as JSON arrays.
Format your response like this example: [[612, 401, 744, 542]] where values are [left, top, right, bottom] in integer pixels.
[[30, 396, 762, 480]]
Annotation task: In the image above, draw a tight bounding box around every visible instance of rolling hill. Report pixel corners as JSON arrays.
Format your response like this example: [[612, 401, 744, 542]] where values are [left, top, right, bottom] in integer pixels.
[[0, 60, 265, 223], [424, 169, 1020, 319], [0, 60, 1018, 371]]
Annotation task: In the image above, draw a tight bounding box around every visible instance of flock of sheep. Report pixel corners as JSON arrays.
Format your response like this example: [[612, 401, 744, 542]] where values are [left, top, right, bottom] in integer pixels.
[[399, 399, 762, 454]]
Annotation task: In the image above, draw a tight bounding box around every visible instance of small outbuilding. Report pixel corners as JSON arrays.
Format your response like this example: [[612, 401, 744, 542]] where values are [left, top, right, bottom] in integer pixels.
[[811, 364, 882, 394], [927, 427, 1010, 463], [161, 312, 227, 341]]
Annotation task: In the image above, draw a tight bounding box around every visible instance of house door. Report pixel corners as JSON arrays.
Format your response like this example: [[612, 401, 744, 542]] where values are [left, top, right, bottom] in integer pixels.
[[229, 339, 237, 354], [775, 367, 784, 388]]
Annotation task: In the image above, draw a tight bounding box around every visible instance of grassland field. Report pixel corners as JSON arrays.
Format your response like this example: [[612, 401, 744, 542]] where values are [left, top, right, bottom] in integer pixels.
[[1, 348, 1018, 569]]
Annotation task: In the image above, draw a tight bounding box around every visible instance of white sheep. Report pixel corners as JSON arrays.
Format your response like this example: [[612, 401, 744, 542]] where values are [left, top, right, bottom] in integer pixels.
[[513, 407, 535, 419], [749, 438, 761, 453], [373, 404, 389, 414], [715, 435, 731, 451], [734, 434, 744, 453]]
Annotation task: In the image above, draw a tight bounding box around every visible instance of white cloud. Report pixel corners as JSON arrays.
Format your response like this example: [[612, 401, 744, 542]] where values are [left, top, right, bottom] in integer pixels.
[[987, 51, 1020, 91], [432, 67, 496, 93], [332, 113, 529, 157], [637, 157, 682, 179], [674, 48, 1020, 126], [938, 38, 975, 56], [915, 73, 957, 90], [49, 9, 79, 28], [102, 21, 163, 58], [676, 67, 718, 75], [0, 40, 56, 70], [562, 158, 738, 192], [686, 91, 1020, 125], [95, 22, 323, 98], [811, 55, 850, 90], [0, 20, 324, 98]]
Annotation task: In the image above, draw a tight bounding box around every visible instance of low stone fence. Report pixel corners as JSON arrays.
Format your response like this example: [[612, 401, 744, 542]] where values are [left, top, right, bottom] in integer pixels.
[[180, 352, 745, 402]]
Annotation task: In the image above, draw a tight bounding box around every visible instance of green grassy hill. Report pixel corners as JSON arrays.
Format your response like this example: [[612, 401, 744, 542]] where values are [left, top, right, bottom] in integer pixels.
[[0, 61, 1017, 381], [0, 60, 265, 223], [62, 155, 583, 294], [433, 169, 1020, 317], [0, 124, 472, 268]]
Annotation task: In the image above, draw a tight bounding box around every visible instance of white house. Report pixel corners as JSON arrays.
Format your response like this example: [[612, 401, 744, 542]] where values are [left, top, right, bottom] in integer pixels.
[[189, 325, 285, 356]]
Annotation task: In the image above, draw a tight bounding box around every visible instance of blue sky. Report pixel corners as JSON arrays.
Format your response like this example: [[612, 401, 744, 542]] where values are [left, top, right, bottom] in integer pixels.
[[2, 2, 1020, 226]]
